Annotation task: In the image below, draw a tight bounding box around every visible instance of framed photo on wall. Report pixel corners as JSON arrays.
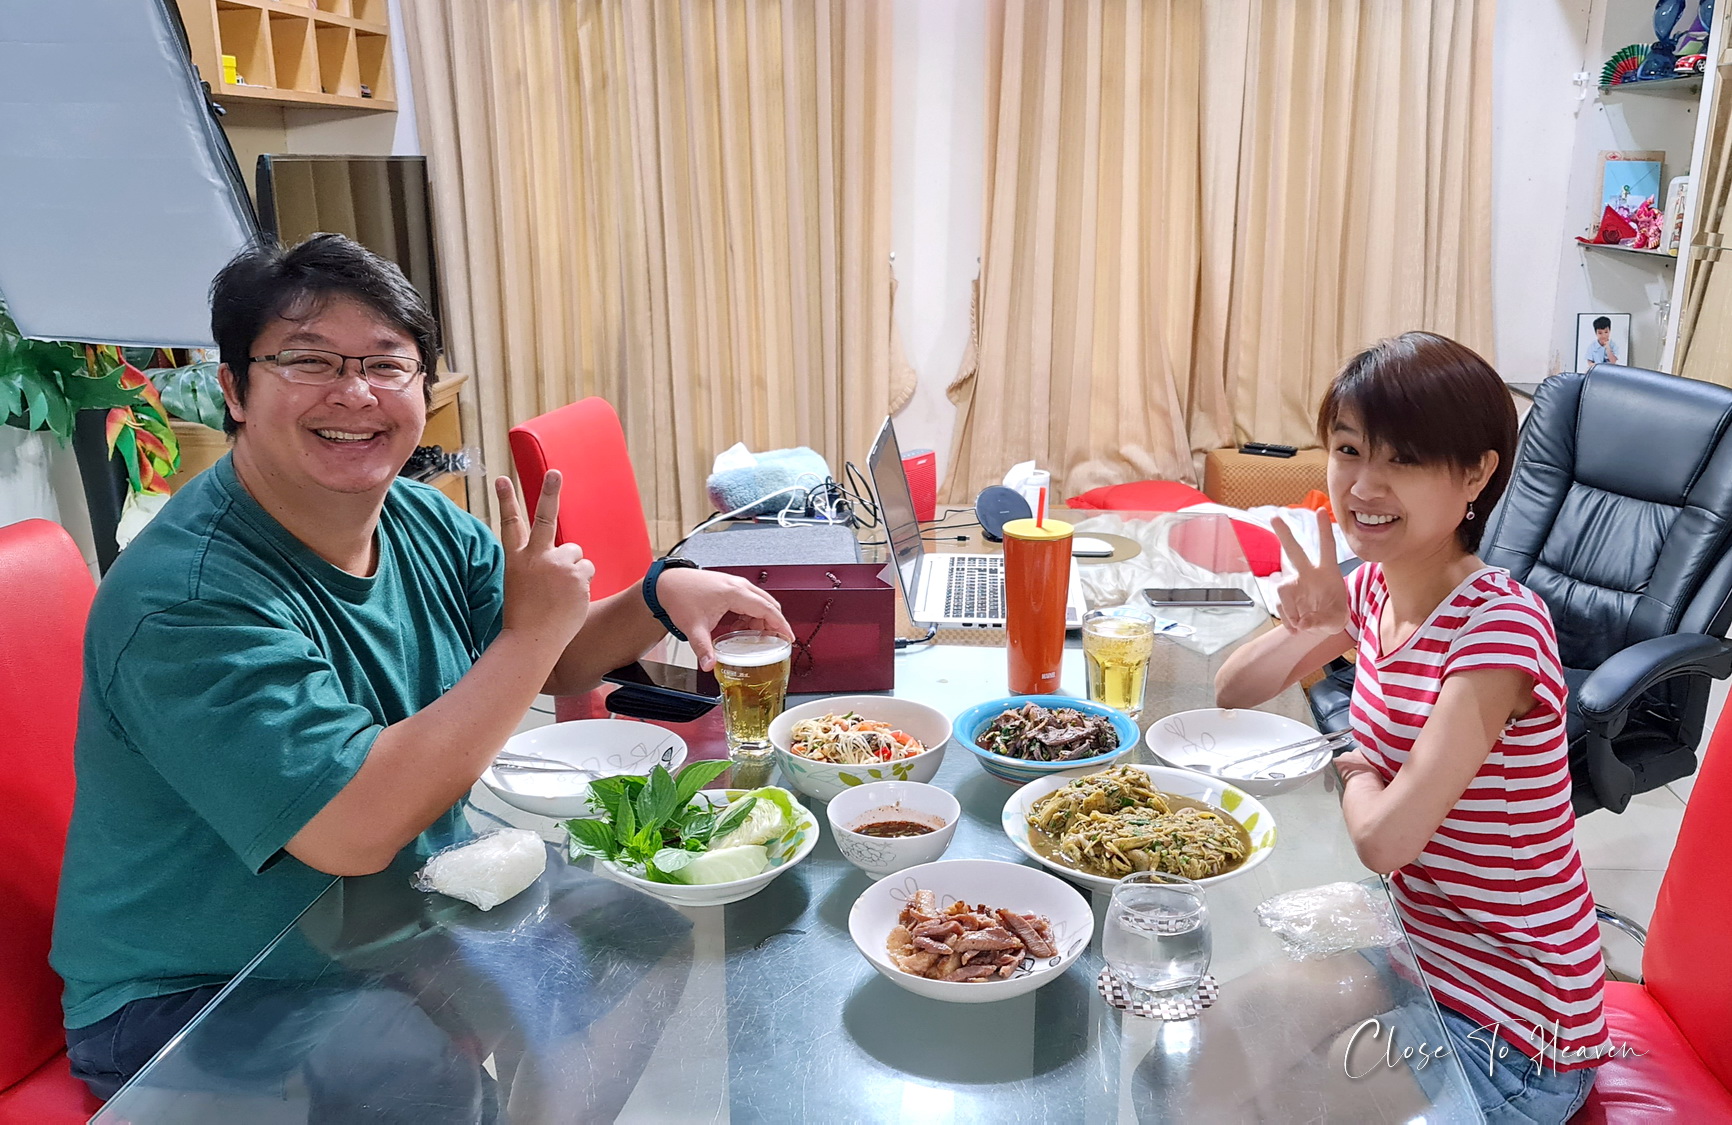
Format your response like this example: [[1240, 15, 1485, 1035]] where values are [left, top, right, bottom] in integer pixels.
[[1577, 313, 1631, 372]]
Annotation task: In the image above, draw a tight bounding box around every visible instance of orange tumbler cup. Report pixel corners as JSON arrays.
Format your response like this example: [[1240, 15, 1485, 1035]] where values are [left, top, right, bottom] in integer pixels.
[[1003, 517, 1073, 694]]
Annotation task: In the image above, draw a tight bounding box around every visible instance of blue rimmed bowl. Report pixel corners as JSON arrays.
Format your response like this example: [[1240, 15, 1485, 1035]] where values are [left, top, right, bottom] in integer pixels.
[[953, 696, 1138, 784]]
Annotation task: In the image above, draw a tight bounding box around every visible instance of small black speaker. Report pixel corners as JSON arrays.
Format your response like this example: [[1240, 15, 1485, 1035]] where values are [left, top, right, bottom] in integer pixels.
[[975, 485, 1032, 542]]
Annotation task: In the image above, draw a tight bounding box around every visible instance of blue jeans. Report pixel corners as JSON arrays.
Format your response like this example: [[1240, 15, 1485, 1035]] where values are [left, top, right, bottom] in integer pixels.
[[1436, 1003, 1597, 1125], [67, 981, 494, 1123]]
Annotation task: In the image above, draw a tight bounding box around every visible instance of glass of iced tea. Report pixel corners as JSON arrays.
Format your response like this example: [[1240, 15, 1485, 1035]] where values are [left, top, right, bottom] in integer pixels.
[[1083, 607, 1157, 719], [712, 630, 793, 762]]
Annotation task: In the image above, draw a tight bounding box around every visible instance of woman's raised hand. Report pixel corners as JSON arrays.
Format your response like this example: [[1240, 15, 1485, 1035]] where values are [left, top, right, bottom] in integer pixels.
[[1270, 510, 1349, 636]]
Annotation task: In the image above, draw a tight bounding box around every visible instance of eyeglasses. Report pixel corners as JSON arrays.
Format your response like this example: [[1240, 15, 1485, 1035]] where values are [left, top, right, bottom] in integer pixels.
[[249, 349, 426, 391]]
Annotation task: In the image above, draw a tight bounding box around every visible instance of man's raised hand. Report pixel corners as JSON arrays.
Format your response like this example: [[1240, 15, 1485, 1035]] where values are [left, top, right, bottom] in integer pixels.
[[1269, 509, 1349, 636], [496, 471, 594, 646]]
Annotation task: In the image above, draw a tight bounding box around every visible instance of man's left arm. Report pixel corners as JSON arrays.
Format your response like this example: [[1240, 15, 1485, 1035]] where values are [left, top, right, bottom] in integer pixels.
[[541, 565, 792, 694]]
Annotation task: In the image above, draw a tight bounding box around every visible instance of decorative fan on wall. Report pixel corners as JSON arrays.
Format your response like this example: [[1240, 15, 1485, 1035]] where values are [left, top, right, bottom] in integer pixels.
[[1601, 44, 1650, 88]]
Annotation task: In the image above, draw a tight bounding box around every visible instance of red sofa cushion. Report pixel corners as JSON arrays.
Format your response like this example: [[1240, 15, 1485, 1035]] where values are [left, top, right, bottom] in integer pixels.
[[1066, 479, 1210, 512], [0, 1051, 101, 1125], [1571, 981, 1732, 1123]]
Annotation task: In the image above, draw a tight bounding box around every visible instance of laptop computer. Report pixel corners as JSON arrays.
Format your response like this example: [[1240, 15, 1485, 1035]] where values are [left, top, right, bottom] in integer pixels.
[[866, 418, 1087, 629]]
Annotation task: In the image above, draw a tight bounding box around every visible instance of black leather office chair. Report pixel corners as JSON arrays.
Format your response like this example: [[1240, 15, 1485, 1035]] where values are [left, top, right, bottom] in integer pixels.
[[1308, 365, 1732, 815]]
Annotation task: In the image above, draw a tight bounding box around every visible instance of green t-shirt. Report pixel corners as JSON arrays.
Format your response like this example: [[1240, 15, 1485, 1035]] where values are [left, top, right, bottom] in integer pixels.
[[51, 454, 504, 1028]]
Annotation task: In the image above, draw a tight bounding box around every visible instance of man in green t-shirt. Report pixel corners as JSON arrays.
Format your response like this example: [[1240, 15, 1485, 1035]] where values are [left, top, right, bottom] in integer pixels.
[[51, 234, 788, 1111]]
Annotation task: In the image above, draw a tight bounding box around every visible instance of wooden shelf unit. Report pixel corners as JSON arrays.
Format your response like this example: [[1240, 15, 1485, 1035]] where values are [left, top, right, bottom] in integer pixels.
[[177, 0, 396, 111]]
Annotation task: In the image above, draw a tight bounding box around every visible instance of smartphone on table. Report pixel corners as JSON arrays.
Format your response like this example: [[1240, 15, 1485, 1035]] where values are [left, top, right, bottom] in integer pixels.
[[1138, 587, 1257, 608], [601, 659, 722, 723]]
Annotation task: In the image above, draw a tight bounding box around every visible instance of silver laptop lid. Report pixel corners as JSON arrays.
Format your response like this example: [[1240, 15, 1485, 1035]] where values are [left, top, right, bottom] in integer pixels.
[[866, 418, 927, 611]]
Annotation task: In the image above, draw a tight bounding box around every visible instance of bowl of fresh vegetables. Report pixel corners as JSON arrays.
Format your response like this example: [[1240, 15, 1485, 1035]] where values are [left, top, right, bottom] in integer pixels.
[[954, 696, 1136, 784], [562, 760, 821, 907], [769, 695, 951, 802]]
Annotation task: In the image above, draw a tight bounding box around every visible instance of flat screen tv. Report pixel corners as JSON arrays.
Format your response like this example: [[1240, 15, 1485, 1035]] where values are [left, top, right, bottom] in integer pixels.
[[255, 154, 443, 351]]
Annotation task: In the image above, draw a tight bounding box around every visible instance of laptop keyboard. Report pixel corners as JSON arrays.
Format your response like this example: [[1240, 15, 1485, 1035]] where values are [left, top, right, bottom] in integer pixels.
[[943, 556, 1005, 620]]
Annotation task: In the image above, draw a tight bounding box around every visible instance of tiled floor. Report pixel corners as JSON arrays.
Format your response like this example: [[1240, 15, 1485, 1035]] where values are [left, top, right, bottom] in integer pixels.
[[509, 675, 1727, 982]]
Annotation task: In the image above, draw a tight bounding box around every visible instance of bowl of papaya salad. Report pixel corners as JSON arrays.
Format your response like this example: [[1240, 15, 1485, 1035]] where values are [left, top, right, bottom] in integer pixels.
[[769, 695, 952, 801]]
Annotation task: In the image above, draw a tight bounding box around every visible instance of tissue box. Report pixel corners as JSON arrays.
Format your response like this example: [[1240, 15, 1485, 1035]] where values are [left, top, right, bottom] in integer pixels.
[[1203, 448, 1327, 509]]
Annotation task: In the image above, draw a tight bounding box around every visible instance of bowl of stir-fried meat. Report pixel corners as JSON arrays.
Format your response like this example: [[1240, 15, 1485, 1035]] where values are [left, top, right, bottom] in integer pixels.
[[1000, 764, 1277, 891], [849, 859, 1093, 1002], [954, 697, 1137, 784]]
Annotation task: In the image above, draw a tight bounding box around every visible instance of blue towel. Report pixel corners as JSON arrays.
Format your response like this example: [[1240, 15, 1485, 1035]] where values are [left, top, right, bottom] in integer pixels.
[[706, 446, 832, 518]]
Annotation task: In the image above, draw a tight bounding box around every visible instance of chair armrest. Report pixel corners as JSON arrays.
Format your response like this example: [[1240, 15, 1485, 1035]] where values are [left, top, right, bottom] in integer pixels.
[[1576, 633, 1732, 735]]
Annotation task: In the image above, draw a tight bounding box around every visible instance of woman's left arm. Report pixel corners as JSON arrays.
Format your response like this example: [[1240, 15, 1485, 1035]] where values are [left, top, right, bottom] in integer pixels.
[[1335, 667, 1536, 874]]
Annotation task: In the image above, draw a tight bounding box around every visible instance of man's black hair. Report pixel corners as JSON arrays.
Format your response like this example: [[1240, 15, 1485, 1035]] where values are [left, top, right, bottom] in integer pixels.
[[210, 233, 438, 434], [1593, 315, 1612, 332]]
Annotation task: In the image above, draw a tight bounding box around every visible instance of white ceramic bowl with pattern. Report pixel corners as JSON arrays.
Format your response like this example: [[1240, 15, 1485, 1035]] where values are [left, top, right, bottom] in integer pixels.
[[1144, 707, 1333, 797], [481, 719, 687, 819], [849, 859, 1094, 1003], [598, 788, 821, 907], [1001, 764, 1278, 891], [770, 695, 951, 802], [826, 780, 960, 877]]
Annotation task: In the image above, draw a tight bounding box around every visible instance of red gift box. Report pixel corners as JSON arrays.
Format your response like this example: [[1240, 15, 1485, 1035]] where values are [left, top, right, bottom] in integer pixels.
[[902, 448, 938, 522]]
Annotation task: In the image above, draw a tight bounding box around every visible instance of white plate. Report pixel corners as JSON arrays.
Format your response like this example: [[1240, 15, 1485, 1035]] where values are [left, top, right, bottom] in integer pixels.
[[770, 695, 951, 801], [1144, 707, 1332, 796], [1001, 764, 1277, 891], [598, 788, 821, 907], [849, 859, 1093, 1003], [481, 719, 686, 819]]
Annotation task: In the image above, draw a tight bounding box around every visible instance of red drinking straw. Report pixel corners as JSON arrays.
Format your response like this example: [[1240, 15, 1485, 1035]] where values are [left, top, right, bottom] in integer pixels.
[[1036, 486, 1047, 528]]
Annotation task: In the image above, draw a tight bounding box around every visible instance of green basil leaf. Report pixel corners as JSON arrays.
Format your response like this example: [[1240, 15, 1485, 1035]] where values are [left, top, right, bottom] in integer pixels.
[[681, 810, 718, 846], [651, 847, 694, 873], [585, 777, 631, 822], [644, 765, 681, 828], [616, 795, 637, 846], [629, 822, 661, 858], [562, 817, 617, 860], [672, 759, 731, 807], [713, 795, 758, 839]]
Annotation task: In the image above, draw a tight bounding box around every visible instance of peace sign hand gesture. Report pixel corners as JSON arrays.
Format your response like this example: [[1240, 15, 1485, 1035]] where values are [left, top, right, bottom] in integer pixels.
[[495, 472, 596, 647], [1270, 510, 1349, 636]]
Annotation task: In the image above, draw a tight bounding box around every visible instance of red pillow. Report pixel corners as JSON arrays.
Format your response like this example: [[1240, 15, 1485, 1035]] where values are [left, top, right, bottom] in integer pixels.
[[1066, 479, 1210, 512]]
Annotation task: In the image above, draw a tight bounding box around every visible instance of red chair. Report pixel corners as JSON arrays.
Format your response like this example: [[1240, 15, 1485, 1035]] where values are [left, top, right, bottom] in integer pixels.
[[1572, 706, 1732, 1121], [0, 520, 102, 1123], [509, 398, 658, 726], [508, 397, 655, 602]]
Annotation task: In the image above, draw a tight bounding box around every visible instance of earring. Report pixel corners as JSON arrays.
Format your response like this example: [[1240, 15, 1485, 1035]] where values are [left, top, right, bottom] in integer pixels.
[[1466, 501, 1477, 522]]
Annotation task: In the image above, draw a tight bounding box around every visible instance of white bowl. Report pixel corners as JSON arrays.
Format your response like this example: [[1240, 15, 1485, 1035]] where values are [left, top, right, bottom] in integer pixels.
[[481, 720, 687, 818], [826, 781, 961, 877], [598, 788, 820, 907], [1002, 764, 1277, 891], [849, 859, 1094, 1003], [770, 695, 951, 801], [1144, 708, 1333, 797]]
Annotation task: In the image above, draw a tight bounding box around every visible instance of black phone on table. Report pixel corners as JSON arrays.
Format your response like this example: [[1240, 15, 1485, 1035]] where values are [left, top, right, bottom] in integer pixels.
[[601, 659, 721, 722], [1139, 586, 1257, 608]]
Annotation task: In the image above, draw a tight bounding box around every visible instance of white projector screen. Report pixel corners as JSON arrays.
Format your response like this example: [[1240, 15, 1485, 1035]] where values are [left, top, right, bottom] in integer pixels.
[[0, 0, 258, 346]]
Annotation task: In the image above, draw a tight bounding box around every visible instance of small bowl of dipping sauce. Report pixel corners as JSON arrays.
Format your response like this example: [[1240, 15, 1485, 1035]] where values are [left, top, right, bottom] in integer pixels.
[[826, 780, 961, 877]]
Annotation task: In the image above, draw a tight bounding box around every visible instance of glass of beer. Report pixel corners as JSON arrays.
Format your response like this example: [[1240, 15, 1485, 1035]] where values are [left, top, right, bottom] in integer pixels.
[[1083, 607, 1157, 719], [712, 630, 792, 762]]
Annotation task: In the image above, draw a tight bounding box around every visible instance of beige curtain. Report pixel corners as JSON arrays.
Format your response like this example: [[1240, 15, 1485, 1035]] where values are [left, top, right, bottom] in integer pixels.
[[401, 1, 895, 542], [945, 0, 1494, 503]]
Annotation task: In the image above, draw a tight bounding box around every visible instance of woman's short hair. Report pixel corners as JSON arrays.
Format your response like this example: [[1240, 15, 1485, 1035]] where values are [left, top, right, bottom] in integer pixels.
[[1316, 331, 1517, 552], [210, 233, 438, 434]]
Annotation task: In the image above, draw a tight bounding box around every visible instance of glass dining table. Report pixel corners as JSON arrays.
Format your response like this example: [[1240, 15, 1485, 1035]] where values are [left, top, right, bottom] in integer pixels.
[[94, 515, 1483, 1124]]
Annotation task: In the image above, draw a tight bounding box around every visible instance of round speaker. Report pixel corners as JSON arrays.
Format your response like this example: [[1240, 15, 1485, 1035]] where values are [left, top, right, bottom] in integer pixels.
[[975, 485, 1033, 542]]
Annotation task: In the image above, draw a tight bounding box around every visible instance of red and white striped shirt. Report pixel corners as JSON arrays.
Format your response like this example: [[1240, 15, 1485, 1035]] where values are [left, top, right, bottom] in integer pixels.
[[1346, 563, 1609, 1069]]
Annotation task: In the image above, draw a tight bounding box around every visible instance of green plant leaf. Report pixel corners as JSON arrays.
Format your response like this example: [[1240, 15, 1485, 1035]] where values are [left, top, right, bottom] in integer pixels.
[[643, 765, 681, 828], [712, 795, 758, 840], [562, 817, 618, 860], [147, 362, 226, 430], [680, 810, 718, 845], [61, 368, 145, 414], [672, 759, 731, 807], [651, 847, 695, 874], [628, 822, 660, 857], [616, 795, 637, 846], [114, 426, 142, 491], [585, 777, 635, 824]]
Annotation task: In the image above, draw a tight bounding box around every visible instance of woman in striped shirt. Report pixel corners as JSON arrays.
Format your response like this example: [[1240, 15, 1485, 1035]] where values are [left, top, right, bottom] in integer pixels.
[[1217, 332, 1608, 1123]]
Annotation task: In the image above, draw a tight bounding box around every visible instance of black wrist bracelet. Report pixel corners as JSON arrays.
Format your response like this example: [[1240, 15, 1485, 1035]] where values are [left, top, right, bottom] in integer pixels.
[[643, 557, 700, 641]]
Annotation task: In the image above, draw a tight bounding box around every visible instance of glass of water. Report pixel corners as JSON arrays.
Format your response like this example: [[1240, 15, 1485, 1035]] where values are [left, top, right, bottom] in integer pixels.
[[1103, 871, 1211, 1011]]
